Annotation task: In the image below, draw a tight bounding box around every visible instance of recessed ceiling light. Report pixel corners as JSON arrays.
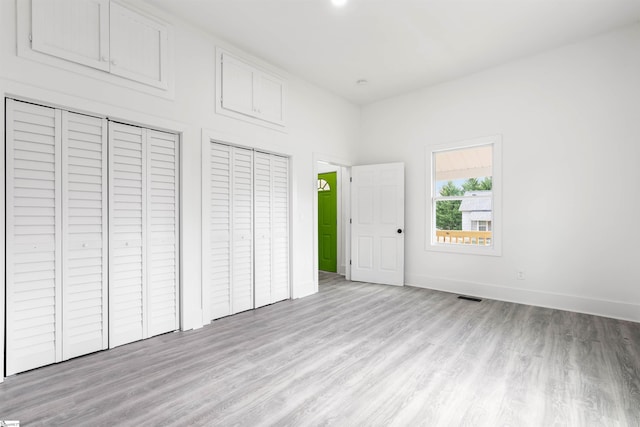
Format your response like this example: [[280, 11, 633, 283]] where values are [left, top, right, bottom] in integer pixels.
[[356, 79, 368, 86], [332, 0, 347, 7]]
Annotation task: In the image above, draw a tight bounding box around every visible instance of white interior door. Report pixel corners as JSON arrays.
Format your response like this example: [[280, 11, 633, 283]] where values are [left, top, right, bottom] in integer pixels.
[[109, 122, 146, 347], [254, 152, 272, 308], [231, 147, 254, 314], [5, 101, 108, 375], [146, 130, 179, 336], [5, 100, 62, 375], [61, 111, 108, 360], [203, 143, 289, 321], [203, 142, 232, 320], [271, 154, 290, 302], [350, 163, 405, 286], [254, 152, 290, 307]]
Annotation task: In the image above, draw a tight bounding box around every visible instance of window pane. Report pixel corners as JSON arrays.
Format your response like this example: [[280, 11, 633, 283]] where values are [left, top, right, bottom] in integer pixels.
[[434, 144, 492, 182], [435, 197, 492, 245], [434, 144, 493, 247]]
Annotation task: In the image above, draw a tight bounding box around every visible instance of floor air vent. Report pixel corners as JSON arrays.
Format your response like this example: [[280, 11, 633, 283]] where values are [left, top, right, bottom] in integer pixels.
[[457, 295, 482, 302]]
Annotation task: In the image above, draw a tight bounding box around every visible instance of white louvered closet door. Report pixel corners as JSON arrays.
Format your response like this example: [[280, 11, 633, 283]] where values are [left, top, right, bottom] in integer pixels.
[[5, 100, 62, 376], [203, 144, 290, 322], [231, 147, 254, 314], [146, 130, 179, 337], [271, 154, 290, 303], [5, 101, 108, 375], [205, 142, 232, 320], [109, 123, 179, 347], [61, 111, 108, 360], [109, 122, 146, 347], [253, 152, 272, 308]]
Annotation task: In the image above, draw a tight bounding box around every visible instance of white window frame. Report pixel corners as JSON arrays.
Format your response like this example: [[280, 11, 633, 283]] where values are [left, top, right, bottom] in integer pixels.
[[426, 135, 502, 256]]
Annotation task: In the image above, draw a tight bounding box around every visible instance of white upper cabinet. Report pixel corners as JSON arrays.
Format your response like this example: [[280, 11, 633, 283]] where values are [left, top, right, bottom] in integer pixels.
[[30, 0, 170, 90], [257, 72, 285, 125], [110, 2, 169, 89], [219, 50, 286, 128], [221, 54, 256, 118], [32, 0, 110, 71]]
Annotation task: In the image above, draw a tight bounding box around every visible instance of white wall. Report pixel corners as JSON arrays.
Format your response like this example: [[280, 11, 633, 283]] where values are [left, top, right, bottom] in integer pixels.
[[359, 24, 640, 322], [0, 0, 360, 378]]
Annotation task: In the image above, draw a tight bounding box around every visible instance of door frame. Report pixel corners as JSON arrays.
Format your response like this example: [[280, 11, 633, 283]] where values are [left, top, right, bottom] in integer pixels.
[[312, 153, 352, 291]]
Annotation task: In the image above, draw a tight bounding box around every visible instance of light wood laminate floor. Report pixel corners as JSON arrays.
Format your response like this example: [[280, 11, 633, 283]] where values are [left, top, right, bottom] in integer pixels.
[[1, 272, 639, 426]]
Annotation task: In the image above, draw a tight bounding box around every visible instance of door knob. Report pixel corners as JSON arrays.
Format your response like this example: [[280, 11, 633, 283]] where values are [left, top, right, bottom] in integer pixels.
[[397, 228, 403, 234]]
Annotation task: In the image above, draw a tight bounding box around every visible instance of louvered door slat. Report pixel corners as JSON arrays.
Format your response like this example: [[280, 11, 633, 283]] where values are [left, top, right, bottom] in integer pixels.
[[109, 122, 146, 347], [147, 130, 179, 337], [271, 155, 290, 302], [231, 147, 254, 314], [62, 111, 108, 359], [5, 99, 62, 375], [254, 152, 272, 308]]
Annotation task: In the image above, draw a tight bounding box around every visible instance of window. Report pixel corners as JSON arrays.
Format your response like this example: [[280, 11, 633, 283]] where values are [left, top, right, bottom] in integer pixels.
[[427, 136, 502, 256], [472, 220, 492, 232], [318, 179, 331, 192]]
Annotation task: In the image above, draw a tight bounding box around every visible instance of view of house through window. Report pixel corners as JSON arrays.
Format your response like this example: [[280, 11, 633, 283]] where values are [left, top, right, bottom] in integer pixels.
[[433, 144, 493, 246]]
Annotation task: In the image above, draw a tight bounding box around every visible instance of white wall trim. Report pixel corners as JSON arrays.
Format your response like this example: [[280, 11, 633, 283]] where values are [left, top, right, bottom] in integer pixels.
[[407, 274, 640, 323]]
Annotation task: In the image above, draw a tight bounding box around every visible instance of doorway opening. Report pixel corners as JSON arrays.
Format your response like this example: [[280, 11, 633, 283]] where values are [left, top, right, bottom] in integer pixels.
[[316, 161, 350, 282], [318, 171, 337, 272]]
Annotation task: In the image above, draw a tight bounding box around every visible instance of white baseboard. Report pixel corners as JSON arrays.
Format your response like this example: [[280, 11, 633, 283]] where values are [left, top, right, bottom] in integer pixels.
[[406, 274, 640, 323]]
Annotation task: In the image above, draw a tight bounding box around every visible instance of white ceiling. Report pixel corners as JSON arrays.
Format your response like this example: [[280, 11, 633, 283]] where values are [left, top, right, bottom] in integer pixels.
[[145, 0, 640, 105]]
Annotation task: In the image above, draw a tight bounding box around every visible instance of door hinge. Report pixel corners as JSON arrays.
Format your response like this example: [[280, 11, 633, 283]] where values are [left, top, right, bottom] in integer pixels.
[[350, 177, 353, 182], [29, 33, 32, 43], [349, 260, 352, 265], [349, 218, 352, 224]]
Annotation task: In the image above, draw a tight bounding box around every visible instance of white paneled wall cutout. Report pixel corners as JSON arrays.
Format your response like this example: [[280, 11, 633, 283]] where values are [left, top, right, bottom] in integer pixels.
[[4, 99, 179, 375], [203, 142, 290, 322]]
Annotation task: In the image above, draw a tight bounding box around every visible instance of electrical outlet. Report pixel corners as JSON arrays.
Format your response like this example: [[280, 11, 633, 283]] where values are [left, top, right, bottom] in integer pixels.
[[517, 271, 525, 280]]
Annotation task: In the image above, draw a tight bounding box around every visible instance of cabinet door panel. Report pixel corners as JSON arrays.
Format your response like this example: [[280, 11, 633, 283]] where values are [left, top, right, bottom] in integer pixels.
[[110, 2, 169, 89], [221, 53, 255, 117], [32, 0, 110, 71], [258, 74, 285, 125]]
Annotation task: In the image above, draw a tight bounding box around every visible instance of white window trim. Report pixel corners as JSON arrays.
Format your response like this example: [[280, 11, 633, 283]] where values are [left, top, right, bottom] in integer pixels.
[[425, 135, 502, 256]]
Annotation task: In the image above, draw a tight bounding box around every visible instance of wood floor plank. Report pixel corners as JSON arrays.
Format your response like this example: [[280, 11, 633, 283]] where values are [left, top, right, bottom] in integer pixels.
[[1, 272, 639, 426]]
